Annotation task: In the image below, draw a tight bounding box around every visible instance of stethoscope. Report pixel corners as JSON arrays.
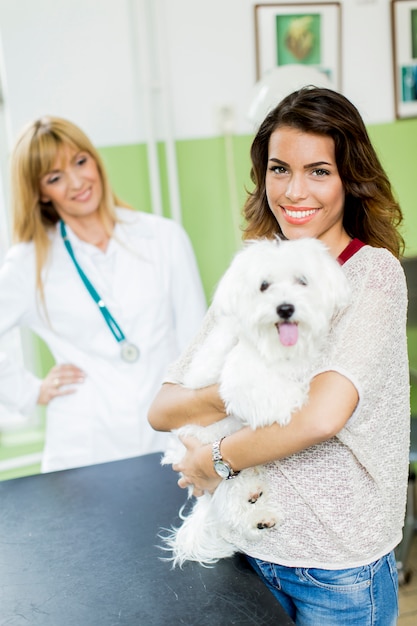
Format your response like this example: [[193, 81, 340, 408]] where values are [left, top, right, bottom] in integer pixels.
[[60, 219, 140, 363]]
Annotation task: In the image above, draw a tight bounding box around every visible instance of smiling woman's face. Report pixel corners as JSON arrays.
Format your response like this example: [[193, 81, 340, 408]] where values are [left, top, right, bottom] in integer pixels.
[[266, 126, 349, 258], [39, 144, 103, 223]]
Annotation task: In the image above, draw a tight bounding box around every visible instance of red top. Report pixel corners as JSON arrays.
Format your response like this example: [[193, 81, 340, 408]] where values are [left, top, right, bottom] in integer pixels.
[[337, 238, 366, 266]]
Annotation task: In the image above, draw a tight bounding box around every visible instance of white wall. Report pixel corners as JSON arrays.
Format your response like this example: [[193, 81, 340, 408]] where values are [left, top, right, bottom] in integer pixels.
[[0, 0, 397, 150], [0, 0, 141, 146]]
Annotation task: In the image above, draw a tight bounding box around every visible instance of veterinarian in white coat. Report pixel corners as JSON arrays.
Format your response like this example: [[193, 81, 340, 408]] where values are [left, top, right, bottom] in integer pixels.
[[149, 87, 409, 626], [0, 116, 206, 473]]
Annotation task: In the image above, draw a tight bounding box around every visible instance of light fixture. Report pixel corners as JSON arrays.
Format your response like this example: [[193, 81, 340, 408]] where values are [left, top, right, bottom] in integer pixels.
[[247, 64, 333, 129]]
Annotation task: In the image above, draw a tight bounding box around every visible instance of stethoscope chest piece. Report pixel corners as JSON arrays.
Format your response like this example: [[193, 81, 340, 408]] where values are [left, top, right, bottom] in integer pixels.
[[120, 341, 140, 363]]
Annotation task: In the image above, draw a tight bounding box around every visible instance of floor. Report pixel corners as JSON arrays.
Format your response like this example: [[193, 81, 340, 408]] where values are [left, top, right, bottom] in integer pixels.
[[398, 475, 417, 625], [398, 533, 417, 624]]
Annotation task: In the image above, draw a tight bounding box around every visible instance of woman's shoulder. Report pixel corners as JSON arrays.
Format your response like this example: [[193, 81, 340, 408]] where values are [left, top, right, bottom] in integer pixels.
[[2, 241, 35, 264], [346, 244, 406, 295], [352, 243, 398, 262], [116, 207, 188, 240], [3, 229, 59, 262], [347, 244, 403, 273], [0, 242, 37, 286]]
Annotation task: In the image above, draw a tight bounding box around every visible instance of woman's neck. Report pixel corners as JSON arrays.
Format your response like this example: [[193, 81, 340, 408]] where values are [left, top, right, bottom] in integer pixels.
[[61, 214, 113, 252], [318, 229, 351, 260]]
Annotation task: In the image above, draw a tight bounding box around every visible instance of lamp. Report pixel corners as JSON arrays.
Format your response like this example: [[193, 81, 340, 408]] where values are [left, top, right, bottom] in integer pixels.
[[247, 64, 333, 129]]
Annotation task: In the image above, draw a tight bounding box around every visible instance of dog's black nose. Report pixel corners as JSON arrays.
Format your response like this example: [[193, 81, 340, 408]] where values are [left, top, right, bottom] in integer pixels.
[[277, 303, 295, 320]]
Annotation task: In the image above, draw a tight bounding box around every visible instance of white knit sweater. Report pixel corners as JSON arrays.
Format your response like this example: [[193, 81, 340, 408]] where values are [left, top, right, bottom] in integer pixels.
[[165, 245, 410, 569]]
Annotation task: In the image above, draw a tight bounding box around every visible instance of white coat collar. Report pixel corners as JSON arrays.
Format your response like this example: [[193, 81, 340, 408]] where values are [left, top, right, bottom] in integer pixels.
[[56, 208, 156, 257]]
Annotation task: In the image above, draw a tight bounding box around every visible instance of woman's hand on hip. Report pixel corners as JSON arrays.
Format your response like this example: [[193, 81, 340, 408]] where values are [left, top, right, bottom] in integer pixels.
[[38, 364, 85, 405], [173, 434, 222, 496]]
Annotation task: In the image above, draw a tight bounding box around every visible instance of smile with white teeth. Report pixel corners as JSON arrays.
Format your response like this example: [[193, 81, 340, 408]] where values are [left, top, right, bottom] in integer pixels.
[[284, 208, 318, 219]]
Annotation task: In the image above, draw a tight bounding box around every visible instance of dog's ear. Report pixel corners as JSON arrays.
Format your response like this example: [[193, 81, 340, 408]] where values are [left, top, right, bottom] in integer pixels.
[[210, 247, 248, 318], [294, 238, 351, 315], [211, 238, 281, 317]]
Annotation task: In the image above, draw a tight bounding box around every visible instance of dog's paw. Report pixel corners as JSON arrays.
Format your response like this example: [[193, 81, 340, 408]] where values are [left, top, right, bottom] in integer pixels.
[[247, 489, 263, 504], [256, 518, 276, 530], [239, 507, 279, 539]]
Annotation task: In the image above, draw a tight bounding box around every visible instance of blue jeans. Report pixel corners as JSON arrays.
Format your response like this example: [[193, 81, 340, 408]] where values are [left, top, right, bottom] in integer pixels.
[[246, 550, 399, 625]]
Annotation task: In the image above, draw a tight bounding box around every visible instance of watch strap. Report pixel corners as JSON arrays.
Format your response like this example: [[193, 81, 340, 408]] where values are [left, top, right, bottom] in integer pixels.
[[212, 438, 240, 479], [212, 437, 225, 463]]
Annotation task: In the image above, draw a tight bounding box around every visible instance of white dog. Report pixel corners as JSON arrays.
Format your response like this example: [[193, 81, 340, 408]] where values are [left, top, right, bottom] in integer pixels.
[[161, 237, 351, 567]]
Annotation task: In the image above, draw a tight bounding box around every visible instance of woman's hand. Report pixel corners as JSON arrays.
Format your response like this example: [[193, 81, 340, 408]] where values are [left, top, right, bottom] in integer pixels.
[[173, 434, 222, 496], [38, 364, 85, 405]]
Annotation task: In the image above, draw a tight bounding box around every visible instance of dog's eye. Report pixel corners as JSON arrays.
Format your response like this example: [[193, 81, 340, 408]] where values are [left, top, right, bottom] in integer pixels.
[[295, 275, 308, 286], [260, 280, 270, 292]]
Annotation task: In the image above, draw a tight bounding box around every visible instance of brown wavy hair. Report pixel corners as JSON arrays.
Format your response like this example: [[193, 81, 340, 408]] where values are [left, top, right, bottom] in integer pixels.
[[243, 86, 404, 258]]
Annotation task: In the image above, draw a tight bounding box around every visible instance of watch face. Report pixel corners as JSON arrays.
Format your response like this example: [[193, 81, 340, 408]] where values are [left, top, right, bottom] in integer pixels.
[[214, 460, 231, 479]]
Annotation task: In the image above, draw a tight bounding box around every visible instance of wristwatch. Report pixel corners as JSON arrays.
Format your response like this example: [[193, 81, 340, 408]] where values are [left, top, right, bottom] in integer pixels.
[[212, 437, 240, 480]]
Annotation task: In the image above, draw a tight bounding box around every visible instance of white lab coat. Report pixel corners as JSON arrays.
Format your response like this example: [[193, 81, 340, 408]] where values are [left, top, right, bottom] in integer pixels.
[[0, 208, 206, 472], [0, 351, 40, 428]]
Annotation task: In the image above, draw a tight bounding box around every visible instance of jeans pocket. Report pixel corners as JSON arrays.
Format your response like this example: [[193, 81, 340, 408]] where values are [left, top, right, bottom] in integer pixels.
[[301, 565, 372, 592], [254, 559, 282, 590]]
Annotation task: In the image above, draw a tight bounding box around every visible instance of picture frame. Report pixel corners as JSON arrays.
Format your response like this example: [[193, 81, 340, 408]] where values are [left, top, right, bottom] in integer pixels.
[[391, 0, 417, 118], [254, 2, 342, 89]]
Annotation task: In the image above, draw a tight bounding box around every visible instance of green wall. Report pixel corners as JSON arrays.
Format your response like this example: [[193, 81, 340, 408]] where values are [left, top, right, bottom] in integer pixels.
[[99, 136, 253, 301], [368, 118, 417, 257]]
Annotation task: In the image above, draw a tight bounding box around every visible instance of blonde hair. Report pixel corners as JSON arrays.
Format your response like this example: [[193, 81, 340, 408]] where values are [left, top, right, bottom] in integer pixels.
[[10, 115, 131, 295]]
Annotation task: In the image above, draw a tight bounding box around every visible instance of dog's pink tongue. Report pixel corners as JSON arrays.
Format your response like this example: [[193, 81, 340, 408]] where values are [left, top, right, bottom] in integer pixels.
[[278, 323, 298, 346]]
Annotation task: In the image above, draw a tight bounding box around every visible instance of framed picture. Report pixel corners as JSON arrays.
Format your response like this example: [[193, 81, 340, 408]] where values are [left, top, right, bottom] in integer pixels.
[[391, 0, 417, 118], [254, 2, 342, 89]]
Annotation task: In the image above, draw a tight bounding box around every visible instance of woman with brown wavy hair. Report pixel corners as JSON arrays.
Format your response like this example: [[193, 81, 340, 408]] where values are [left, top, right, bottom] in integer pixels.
[[243, 86, 404, 257], [149, 87, 409, 625]]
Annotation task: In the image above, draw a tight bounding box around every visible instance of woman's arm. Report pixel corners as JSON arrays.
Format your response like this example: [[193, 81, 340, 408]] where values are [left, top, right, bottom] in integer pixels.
[[0, 250, 86, 412], [0, 351, 42, 416], [172, 371, 358, 494], [148, 382, 227, 431]]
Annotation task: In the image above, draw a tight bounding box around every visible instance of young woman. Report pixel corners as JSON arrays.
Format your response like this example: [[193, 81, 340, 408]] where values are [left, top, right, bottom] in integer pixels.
[[148, 87, 410, 625], [0, 116, 206, 472]]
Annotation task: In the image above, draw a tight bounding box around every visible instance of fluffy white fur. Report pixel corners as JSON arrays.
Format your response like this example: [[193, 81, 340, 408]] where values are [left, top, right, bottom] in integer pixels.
[[161, 237, 351, 567]]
